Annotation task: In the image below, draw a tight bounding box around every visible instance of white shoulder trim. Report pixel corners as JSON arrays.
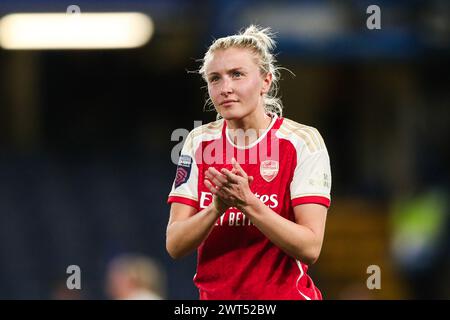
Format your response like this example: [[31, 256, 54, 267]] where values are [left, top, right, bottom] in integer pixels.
[[183, 119, 224, 155], [276, 118, 325, 153]]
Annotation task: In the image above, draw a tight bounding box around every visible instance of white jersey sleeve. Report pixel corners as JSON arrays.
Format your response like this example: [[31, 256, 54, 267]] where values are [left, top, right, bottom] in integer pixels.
[[167, 130, 200, 209], [167, 119, 224, 210], [278, 118, 331, 208], [290, 145, 332, 208]]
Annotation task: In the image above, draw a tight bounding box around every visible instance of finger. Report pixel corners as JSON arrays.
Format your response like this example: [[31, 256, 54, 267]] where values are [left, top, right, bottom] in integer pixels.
[[225, 166, 252, 186], [205, 170, 220, 187], [205, 169, 226, 188], [231, 157, 247, 177], [220, 168, 241, 184], [232, 168, 244, 177], [216, 188, 229, 200], [204, 179, 218, 194], [208, 167, 228, 185], [221, 184, 234, 195]]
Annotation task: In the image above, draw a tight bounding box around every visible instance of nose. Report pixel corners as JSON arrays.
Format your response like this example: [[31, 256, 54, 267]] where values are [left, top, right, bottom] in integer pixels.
[[220, 77, 233, 96]]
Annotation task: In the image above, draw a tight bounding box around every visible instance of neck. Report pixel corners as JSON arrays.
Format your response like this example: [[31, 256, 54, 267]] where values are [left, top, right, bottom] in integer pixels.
[[226, 107, 273, 147], [226, 107, 271, 132]]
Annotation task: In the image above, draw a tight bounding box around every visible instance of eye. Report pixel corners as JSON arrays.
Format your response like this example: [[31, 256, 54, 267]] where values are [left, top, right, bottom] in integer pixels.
[[209, 75, 219, 83], [232, 71, 242, 78]]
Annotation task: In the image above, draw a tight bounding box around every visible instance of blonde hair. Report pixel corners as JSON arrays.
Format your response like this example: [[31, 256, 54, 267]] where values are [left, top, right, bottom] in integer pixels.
[[199, 25, 285, 119], [109, 254, 166, 298]]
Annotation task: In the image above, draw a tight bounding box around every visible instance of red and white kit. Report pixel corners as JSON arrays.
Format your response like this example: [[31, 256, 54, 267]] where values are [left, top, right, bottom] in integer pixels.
[[168, 114, 331, 300]]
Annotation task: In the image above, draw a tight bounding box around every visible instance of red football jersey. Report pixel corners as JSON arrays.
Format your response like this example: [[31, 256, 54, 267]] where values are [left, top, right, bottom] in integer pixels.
[[168, 114, 332, 300]]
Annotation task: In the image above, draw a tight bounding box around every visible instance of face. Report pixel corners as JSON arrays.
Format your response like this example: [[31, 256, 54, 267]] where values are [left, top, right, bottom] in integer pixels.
[[106, 268, 131, 299], [205, 47, 272, 121]]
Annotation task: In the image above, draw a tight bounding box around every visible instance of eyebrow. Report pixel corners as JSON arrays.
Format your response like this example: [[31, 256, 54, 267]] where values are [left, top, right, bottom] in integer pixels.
[[207, 67, 245, 76]]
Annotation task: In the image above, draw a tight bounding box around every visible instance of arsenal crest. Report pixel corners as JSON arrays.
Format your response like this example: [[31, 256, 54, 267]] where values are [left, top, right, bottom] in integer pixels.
[[260, 160, 279, 182]]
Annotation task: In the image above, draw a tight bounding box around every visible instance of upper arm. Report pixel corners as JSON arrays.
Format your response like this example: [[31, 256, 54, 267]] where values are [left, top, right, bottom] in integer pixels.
[[168, 202, 197, 227], [293, 203, 328, 244]]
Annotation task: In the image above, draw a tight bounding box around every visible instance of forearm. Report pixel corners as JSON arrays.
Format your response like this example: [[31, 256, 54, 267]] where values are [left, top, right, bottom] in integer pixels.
[[166, 204, 222, 259], [240, 198, 321, 264]]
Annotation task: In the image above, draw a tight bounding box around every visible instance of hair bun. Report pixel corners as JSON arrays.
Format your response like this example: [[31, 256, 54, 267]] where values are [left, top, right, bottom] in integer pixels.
[[241, 25, 276, 52]]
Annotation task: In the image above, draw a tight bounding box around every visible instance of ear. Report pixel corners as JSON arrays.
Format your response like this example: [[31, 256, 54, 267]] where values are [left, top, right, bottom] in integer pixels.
[[261, 72, 272, 95]]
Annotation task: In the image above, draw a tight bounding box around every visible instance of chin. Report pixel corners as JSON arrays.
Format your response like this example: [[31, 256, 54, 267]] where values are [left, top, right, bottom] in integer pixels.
[[221, 113, 238, 121], [219, 109, 246, 121]]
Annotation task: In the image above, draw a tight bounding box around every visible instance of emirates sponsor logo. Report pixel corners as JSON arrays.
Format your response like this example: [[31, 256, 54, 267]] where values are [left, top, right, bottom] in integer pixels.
[[199, 192, 278, 209]]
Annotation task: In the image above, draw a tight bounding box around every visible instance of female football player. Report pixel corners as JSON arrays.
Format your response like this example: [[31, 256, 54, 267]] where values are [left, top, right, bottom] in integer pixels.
[[166, 25, 331, 300]]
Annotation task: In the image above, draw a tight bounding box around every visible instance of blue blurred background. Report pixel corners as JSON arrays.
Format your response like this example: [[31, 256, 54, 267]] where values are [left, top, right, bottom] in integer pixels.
[[0, 0, 448, 299]]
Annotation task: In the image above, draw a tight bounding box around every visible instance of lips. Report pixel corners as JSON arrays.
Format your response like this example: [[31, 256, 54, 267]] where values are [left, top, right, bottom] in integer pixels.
[[220, 100, 238, 106]]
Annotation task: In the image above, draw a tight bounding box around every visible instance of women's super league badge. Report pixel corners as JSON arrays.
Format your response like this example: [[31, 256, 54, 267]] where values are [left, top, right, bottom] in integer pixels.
[[175, 155, 192, 188]]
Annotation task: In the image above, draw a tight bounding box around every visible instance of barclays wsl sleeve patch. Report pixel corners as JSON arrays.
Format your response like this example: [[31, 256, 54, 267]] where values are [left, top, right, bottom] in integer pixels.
[[175, 155, 192, 188]]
